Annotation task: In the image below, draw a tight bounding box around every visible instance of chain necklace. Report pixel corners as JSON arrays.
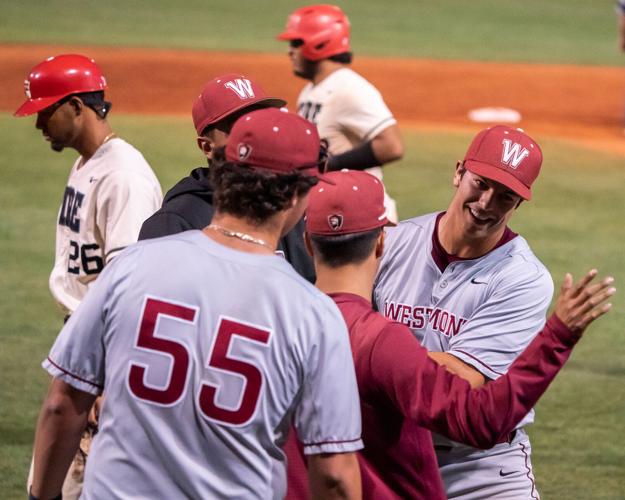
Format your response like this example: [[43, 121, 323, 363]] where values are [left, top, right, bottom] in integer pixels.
[[207, 224, 274, 250], [102, 132, 117, 145]]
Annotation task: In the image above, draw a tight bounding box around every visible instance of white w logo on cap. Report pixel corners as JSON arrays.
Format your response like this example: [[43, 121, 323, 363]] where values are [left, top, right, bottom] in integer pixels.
[[224, 79, 255, 99], [501, 139, 530, 169]]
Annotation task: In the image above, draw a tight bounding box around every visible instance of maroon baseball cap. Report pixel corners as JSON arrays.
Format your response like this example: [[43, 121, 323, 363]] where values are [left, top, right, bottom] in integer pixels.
[[192, 73, 286, 135], [463, 125, 542, 200], [225, 108, 326, 178], [306, 170, 395, 235]]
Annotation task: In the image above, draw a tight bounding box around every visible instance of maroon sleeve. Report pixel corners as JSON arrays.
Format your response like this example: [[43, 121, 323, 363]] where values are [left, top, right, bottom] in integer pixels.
[[366, 314, 577, 449]]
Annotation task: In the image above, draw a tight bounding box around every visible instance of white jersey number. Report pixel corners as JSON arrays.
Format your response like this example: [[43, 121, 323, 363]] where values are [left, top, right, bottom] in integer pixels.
[[127, 297, 271, 426]]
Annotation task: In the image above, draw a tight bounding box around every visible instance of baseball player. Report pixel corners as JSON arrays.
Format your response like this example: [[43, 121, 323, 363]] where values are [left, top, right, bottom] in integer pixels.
[[139, 73, 316, 283], [15, 54, 162, 499], [282, 170, 614, 499], [277, 4, 403, 222], [29, 108, 363, 500], [374, 126, 558, 498], [617, 0, 625, 52]]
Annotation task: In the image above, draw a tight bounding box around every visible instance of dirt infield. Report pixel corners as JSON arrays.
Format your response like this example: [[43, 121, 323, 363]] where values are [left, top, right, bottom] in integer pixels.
[[3, 43, 625, 155]]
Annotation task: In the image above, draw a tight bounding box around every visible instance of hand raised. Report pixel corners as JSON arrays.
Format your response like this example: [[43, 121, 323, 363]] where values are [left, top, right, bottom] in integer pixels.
[[554, 269, 615, 337]]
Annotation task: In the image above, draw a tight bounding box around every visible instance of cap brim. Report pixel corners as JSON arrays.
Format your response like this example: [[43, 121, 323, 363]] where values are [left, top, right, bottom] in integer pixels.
[[464, 160, 531, 200], [14, 96, 63, 117], [276, 31, 299, 41], [196, 97, 287, 134]]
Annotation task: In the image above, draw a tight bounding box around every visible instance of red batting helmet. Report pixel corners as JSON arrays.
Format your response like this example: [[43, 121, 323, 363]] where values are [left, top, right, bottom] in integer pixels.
[[14, 54, 107, 117], [277, 4, 351, 61]]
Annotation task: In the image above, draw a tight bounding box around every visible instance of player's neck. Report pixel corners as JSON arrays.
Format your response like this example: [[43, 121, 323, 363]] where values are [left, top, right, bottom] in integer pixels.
[[203, 213, 280, 255], [314, 258, 377, 301], [438, 212, 505, 259], [75, 122, 115, 163], [312, 60, 346, 85]]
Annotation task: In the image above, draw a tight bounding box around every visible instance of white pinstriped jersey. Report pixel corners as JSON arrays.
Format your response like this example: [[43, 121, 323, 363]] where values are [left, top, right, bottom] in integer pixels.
[[49, 138, 162, 313], [373, 212, 553, 450], [297, 68, 398, 220], [44, 231, 362, 499]]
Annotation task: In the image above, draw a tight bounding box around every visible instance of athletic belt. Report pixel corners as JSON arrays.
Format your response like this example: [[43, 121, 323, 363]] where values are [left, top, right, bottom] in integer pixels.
[[434, 430, 518, 453]]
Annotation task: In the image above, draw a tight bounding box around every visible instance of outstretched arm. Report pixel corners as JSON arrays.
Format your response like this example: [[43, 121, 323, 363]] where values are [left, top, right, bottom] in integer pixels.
[[365, 270, 614, 449]]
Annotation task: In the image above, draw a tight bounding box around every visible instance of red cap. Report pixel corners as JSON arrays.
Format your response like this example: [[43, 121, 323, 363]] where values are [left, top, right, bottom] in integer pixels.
[[463, 125, 542, 200], [192, 74, 286, 135], [306, 170, 395, 235], [225, 108, 325, 177], [14, 54, 107, 117]]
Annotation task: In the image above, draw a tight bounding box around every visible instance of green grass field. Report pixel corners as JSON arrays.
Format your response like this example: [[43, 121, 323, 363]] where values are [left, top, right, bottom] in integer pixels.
[[0, 0, 622, 65], [1, 0, 625, 498], [1, 113, 624, 499]]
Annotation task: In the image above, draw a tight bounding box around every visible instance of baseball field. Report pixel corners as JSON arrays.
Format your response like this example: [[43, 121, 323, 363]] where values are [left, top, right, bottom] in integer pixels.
[[1, 1, 624, 498]]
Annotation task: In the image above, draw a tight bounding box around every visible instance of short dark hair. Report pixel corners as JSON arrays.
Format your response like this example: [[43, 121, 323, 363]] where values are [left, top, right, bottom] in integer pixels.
[[310, 228, 381, 267], [67, 91, 111, 119], [209, 158, 318, 224], [328, 52, 353, 64]]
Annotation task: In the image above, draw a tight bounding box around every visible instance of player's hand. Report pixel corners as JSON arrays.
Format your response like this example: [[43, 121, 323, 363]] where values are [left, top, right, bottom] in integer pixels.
[[554, 269, 615, 337]]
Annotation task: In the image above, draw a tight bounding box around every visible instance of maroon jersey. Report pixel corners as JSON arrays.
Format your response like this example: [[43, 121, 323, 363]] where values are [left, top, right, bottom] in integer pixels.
[[286, 292, 578, 499]]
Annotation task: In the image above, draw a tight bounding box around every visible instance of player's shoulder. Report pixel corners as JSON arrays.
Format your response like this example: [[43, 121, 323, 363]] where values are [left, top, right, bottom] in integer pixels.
[[332, 67, 373, 86], [98, 138, 156, 176], [331, 67, 381, 96], [490, 236, 553, 290], [385, 212, 438, 249]]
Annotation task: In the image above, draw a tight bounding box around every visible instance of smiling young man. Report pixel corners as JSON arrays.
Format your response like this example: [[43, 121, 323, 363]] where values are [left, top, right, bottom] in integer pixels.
[[374, 126, 552, 498]]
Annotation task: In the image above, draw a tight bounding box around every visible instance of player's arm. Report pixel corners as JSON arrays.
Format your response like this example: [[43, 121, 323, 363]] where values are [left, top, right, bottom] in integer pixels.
[[30, 378, 96, 499], [370, 123, 403, 165], [326, 125, 403, 172], [366, 270, 614, 449], [308, 452, 362, 500], [428, 351, 486, 388], [294, 301, 363, 497], [96, 170, 161, 258]]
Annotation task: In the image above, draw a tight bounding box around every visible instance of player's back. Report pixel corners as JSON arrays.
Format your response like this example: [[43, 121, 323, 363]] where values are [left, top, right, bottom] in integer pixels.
[[81, 230, 358, 499]]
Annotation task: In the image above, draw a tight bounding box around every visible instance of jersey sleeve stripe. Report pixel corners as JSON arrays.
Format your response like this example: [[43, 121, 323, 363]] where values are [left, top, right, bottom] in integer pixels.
[[451, 349, 504, 377], [363, 117, 396, 141], [302, 436, 362, 447], [45, 356, 104, 390], [105, 246, 127, 260]]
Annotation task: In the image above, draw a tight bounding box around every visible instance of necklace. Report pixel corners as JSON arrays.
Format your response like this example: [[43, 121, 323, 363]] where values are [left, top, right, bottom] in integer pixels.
[[207, 224, 274, 250], [102, 132, 117, 145]]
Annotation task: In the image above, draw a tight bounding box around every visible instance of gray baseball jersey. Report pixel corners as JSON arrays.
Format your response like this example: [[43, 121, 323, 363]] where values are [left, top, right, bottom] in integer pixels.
[[373, 212, 553, 497], [44, 231, 362, 499], [297, 67, 399, 221], [49, 138, 162, 314]]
